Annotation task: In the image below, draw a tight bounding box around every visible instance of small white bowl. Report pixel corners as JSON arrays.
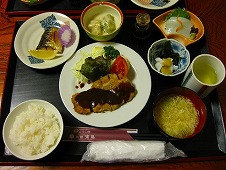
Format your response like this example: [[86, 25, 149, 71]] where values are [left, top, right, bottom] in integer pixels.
[[147, 38, 190, 76], [2, 99, 64, 160]]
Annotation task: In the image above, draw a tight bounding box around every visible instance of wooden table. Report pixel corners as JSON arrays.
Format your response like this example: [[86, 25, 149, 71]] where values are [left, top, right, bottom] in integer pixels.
[[0, 0, 226, 169]]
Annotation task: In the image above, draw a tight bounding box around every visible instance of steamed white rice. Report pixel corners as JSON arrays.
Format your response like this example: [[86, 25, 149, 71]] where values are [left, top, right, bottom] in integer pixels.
[[9, 103, 61, 155]]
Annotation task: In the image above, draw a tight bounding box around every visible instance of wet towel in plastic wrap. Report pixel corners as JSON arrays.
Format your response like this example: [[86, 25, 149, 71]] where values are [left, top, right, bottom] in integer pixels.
[[81, 140, 186, 163]]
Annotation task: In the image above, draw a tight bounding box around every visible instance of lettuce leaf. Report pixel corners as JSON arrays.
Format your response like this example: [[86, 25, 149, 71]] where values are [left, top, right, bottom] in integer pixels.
[[80, 56, 111, 82]]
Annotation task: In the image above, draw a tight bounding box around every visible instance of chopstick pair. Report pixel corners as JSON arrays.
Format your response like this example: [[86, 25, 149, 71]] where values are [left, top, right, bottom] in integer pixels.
[[62, 126, 169, 142]]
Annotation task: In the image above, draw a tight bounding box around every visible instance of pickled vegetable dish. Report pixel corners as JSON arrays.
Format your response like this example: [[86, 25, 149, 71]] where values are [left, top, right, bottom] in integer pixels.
[[152, 40, 180, 75]]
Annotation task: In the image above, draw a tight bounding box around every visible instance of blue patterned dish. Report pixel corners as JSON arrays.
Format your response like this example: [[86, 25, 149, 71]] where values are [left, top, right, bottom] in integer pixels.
[[151, 0, 170, 7], [14, 12, 80, 69], [131, 0, 179, 10], [147, 38, 190, 76]]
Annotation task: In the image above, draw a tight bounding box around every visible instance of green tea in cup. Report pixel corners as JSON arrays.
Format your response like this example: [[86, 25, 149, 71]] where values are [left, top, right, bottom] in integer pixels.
[[193, 62, 218, 85], [181, 54, 225, 98]]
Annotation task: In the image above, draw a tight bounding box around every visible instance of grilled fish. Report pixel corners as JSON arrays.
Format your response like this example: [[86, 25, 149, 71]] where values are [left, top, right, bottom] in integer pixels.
[[71, 74, 137, 114], [36, 27, 63, 54]]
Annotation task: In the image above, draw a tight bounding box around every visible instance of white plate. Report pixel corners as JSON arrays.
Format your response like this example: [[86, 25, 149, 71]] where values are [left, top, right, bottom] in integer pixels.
[[131, 0, 179, 10], [2, 99, 64, 160], [59, 42, 151, 127], [14, 12, 80, 69]]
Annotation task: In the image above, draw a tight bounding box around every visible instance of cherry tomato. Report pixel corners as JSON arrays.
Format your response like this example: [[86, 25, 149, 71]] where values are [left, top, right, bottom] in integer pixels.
[[110, 55, 129, 77]]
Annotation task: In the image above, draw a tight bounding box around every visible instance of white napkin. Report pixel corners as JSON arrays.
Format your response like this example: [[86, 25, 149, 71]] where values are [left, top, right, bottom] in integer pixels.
[[81, 140, 186, 163]]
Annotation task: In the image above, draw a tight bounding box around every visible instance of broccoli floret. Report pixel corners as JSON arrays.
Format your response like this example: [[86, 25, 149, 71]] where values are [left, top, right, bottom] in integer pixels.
[[104, 46, 120, 60]]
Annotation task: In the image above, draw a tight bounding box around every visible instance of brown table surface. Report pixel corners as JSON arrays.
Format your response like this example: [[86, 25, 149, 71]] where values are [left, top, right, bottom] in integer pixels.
[[1, 0, 226, 169]]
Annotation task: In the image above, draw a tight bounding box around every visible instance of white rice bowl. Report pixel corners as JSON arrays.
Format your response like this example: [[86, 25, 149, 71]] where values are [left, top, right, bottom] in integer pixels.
[[2, 99, 64, 160]]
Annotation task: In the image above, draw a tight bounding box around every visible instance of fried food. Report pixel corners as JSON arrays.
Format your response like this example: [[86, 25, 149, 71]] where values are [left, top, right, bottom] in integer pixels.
[[71, 74, 136, 114]]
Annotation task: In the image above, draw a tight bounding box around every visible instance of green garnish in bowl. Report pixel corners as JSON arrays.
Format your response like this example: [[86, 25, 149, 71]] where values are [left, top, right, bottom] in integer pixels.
[[165, 7, 190, 20]]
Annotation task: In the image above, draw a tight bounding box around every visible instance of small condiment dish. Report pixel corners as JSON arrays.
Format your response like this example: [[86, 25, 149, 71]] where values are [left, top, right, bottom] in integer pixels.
[[80, 2, 123, 41], [153, 9, 204, 46], [147, 38, 190, 76], [153, 87, 207, 140], [2, 99, 64, 160]]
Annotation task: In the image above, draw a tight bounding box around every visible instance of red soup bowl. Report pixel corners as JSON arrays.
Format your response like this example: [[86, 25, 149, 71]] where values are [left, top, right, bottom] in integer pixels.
[[153, 87, 207, 140]]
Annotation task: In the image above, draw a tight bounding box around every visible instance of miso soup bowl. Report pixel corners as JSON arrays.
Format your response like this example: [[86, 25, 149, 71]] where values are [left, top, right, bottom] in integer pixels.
[[81, 2, 123, 41], [153, 87, 207, 140]]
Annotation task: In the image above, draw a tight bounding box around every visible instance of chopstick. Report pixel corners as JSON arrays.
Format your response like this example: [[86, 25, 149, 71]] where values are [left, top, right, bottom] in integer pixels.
[[63, 126, 175, 142], [130, 133, 172, 141]]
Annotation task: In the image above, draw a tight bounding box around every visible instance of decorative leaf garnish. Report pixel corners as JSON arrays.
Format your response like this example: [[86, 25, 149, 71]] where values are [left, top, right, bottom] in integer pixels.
[[165, 7, 190, 21]]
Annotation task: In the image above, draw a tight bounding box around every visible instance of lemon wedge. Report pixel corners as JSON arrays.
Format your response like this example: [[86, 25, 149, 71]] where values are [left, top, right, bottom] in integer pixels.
[[28, 49, 58, 60]]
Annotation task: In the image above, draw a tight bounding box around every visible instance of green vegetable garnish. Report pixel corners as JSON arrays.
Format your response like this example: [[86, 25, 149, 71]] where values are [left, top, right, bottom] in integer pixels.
[[190, 26, 199, 39], [190, 33, 196, 40], [103, 46, 120, 60], [78, 46, 120, 82], [165, 7, 190, 21], [80, 56, 111, 82], [28, 0, 38, 5]]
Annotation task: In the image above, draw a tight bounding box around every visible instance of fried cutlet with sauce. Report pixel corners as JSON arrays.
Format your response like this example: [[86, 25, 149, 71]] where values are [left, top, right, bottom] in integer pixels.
[[71, 74, 136, 114]]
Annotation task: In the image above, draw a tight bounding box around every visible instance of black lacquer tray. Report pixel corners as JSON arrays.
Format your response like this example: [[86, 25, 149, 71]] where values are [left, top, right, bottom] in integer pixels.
[[0, 15, 226, 164], [6, 0, 185, 16]]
